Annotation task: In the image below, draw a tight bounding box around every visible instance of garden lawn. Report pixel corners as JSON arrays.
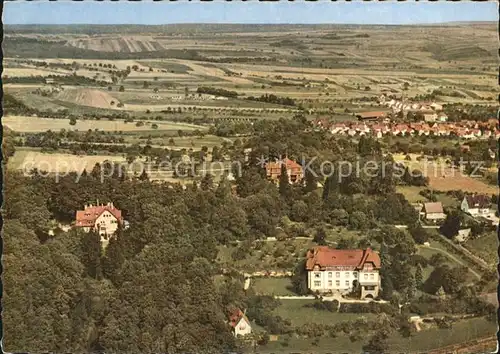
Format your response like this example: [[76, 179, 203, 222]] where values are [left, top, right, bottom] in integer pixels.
[[251, 278, 295, 296], [252, 317, 496, 354], [464, 231, 497, 267], [273, 299, 376, 326]]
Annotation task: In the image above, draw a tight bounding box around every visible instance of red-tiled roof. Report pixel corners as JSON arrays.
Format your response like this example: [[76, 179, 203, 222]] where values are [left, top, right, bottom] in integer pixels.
[[265, 158, 302, 174], [228, 308, 249, 328], [424, 202, 444, 214], [75, 204, 123, 227], [305, 246, 381, 270]]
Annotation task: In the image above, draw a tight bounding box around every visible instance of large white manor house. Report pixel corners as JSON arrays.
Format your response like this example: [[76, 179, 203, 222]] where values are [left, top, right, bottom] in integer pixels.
[[305, 246, 381, 299]]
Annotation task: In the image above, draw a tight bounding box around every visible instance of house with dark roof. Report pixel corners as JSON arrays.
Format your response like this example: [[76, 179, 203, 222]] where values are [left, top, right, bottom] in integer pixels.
[[423, 202, 446, 221], [461, 194, 491, 217], [305, 247, 381, 299], [75, 202, 123, 242], [228, 308, 252, 337]]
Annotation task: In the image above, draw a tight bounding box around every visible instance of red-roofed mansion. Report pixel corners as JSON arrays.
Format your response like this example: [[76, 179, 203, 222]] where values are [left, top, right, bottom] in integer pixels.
[[75, 202, 124, 241], [305, 246, 381, 299]]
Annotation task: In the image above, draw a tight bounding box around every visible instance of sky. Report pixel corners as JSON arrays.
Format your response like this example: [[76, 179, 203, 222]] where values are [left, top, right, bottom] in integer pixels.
[[3, 1, 497, 26]]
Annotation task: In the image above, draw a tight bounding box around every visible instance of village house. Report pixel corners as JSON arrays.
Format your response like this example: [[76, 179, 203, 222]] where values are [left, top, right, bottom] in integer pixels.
[[423, 202, 446, 222], [330, 122, 348, 134], [423, 112, 438, 123], [455, 228, 472, 243], [228, 308, 252, 337], [305, 246, 381, 299], [437, 112, 448, 122], [461, 194, 491, 217], [391, 124, 411, 136], [265, 157, 304, 184], [75, 202, 124, 241], [371, 124, 390, 138], [430, 103, 443, 111], [482, 130, 493, 139]]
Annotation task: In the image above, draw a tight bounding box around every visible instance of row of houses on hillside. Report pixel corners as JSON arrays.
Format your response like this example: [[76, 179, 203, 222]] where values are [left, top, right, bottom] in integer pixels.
[[170, 94, 228, 101], [314, 120, 500, 140], [379, 96, 444, 113]]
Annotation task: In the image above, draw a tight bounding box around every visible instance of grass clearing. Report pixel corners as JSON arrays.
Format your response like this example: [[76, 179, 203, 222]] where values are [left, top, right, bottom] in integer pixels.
[[255, 317, 495, 353], [216, 239, 315, 273], [251, 278, 295, 296], [273, 299, 377, 326], [387, 317, 496, 352], [464, 231, 497, 267], [416, 245, 472, 281], [396, 186, 427, 203]]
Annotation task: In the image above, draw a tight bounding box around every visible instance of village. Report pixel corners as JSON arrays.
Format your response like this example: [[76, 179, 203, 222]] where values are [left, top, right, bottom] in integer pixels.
[[313, 96, 499, 140]]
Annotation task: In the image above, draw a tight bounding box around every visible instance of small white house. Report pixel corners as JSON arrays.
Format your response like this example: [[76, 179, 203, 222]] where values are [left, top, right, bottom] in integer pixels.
[[430, 103, 443, 111], [228, 309, 252, 337], [423, 113, 438, 123], [455, 229, 472, 243]]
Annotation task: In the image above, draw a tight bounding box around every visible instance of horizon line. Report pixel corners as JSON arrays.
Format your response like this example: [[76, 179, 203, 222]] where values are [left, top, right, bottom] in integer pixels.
[[5, 20, 497, 26]]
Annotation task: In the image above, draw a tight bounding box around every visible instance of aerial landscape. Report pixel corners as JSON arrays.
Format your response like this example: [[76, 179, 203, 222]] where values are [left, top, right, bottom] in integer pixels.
[[2, 2, 498, 353]]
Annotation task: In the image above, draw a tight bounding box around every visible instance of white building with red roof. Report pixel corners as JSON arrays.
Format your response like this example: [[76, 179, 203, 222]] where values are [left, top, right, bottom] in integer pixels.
[[75, 202, 124, 241], [305, 247, 381, 299], [228, 308, 252, 337]]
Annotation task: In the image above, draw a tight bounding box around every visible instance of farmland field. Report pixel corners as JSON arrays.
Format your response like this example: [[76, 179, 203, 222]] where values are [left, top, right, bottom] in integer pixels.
[[3, 115, 206, 133], [393, 154, 497, 195], [8, 148, 127, 173]]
